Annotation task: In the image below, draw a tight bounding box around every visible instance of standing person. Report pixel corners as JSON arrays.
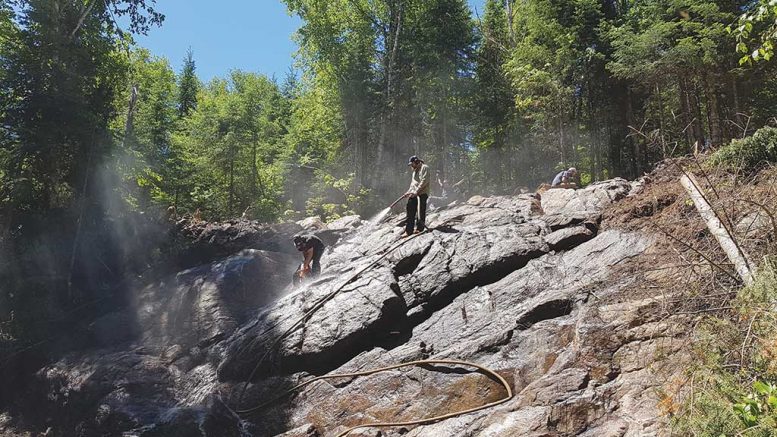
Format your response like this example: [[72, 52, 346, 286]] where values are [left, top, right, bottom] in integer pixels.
[[404, 156, 430, 237], [292, 233, 326, 285], [551, 167, 578, 188]]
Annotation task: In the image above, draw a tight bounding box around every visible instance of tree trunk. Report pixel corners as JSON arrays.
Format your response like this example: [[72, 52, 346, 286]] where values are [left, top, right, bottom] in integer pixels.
[[375, 0, 402, 189], [67, 145, 92, 302], [558, 104, 565, 166], [690, 77, 706, 146], [588, 99, 598, 181], [705, 73, 722, 147], [681, 174, 755, 285], [229, 154, 235, 215], [655, 83, 667, 157], [70, 0, 95, 40], [678, 77, 695, 149], [251, 134, 259, 196], [731, 75, 743, 139], [442, 99, 448, 189], [506, 0, 516, 46], [626, 88, 640, 177], [124, 85, 139, 147]]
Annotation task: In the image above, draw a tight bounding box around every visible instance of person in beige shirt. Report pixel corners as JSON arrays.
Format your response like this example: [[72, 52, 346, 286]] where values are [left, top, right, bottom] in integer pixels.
[[403, 155, 430, 236]]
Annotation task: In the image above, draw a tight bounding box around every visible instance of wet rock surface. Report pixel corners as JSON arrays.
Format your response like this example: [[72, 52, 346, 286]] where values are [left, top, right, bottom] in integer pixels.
[[3, 180, 687, 437]]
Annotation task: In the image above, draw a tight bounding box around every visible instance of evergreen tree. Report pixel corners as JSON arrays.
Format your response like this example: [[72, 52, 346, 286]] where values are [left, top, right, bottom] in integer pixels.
[[177, 48, 198, 117], [180, 71, 289, 219], [474, 0, 518, 191]]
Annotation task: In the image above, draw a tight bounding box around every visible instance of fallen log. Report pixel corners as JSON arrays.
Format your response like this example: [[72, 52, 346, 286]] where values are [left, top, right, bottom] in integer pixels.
[[680, 173, 755, 286]]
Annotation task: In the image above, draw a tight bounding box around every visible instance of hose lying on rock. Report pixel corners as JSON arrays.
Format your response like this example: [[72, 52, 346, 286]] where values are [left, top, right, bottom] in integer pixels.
[[242, 358, 513, 437], [235, 229, 515, 436]]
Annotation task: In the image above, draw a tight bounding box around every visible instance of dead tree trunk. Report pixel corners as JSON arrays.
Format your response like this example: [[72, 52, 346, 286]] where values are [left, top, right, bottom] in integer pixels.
[[681, 174, 755, 285]]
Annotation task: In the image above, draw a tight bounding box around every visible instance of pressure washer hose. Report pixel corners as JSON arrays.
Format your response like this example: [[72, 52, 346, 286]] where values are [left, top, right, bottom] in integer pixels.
[[387, 193, 408, 210], [244, 358, 513, 437], [235, 228, 515, 436]]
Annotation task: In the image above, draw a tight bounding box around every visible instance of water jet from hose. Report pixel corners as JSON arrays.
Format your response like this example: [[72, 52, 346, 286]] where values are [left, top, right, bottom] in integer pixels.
[[368, 194, 407, 225]]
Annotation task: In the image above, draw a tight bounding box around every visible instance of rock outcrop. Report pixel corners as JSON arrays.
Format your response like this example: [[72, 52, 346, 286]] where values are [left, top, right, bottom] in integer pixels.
[[4, 181, 686, 437]]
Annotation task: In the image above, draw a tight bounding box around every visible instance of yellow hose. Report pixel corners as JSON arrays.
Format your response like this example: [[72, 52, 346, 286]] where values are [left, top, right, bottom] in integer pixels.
[[242, 358, 513, 437]]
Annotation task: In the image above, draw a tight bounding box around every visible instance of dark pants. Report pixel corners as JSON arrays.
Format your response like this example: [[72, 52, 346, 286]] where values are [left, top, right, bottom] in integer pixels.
[[405, 193, 428, 234]]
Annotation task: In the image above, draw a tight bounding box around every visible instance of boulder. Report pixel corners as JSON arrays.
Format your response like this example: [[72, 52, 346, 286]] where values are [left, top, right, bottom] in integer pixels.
[[296, 216, 327, 231], [136, 249, 299, 351], [544, 225, 596, 251], [541, 178, 632, 216], [176, 220, 303, 267], [327, 215, 363, 231]]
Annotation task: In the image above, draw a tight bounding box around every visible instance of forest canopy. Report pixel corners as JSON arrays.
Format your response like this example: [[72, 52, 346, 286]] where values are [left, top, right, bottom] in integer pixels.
[[1, 0, 776, 225]]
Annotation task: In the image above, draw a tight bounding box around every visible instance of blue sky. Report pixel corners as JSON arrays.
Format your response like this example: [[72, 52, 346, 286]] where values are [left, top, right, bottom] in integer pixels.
[[133, 0, 486, 82]]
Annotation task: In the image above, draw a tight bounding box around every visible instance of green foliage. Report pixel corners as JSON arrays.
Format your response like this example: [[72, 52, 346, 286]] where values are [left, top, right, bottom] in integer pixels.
[[0, 0, 164, 213], [179, 71, 290, 220], [1, 0, 125, 212], [304, 171, 370, 221], [733, 380, 777, 427], [473, 0, 519, 192], [675, 260, 777, 436], [104, 48, 189, 214], [730, 0, 777, 64], [709, 127, 777, 170], [284, 0, 476, 203], [0, 0, 167, 369]]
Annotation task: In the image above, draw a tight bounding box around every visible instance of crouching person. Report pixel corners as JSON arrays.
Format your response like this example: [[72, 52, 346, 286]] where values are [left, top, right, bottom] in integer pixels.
[[551, 167, 579, 189], [292, 233, 325, 286]]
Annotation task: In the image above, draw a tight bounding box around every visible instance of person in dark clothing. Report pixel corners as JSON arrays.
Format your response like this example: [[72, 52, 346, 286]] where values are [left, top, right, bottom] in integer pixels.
[[292, 233, 326, 285], [404, 155, 430, 237]]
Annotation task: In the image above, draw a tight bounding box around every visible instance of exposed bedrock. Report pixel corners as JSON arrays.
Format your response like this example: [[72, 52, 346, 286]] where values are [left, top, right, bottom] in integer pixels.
[[5, 178, 686, 437]]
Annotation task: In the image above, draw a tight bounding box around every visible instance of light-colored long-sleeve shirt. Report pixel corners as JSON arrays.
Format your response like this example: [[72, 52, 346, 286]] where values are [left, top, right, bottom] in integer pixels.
[[409, 163, 430, 195], [552, 170, 572, 186]]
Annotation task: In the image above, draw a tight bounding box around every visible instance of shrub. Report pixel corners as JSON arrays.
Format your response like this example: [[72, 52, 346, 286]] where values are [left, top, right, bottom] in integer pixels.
[[674, 259, 777, 436], [709, 127, 777, 171]]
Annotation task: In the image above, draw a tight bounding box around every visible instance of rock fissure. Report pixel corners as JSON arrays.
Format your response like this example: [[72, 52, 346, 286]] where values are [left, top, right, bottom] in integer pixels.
[[392, 242, 433, 277], [516, 299, 575, 331]]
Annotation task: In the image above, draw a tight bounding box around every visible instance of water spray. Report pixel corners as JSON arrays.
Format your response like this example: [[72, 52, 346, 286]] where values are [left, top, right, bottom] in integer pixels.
[[369, 193, 408, 225]]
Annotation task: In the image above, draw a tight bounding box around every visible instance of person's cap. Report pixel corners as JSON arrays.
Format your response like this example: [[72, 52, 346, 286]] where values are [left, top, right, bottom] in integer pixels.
[[408, 155, 419, 166], [568, 167, 577, 173]]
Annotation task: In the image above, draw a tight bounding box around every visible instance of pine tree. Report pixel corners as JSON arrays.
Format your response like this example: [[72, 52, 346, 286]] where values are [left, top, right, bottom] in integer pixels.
[[474, 0, 516, 191], [177, 48, 198, 117]]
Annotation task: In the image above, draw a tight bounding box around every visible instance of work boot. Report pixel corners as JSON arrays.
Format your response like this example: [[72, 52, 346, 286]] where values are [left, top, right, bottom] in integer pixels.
[[401, 231, 411, 238], [413, 229, 422, 234]]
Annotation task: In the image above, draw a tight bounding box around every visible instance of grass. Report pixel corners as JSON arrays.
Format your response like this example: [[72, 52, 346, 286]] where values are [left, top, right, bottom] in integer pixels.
[[674, 259, 777, 436]]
